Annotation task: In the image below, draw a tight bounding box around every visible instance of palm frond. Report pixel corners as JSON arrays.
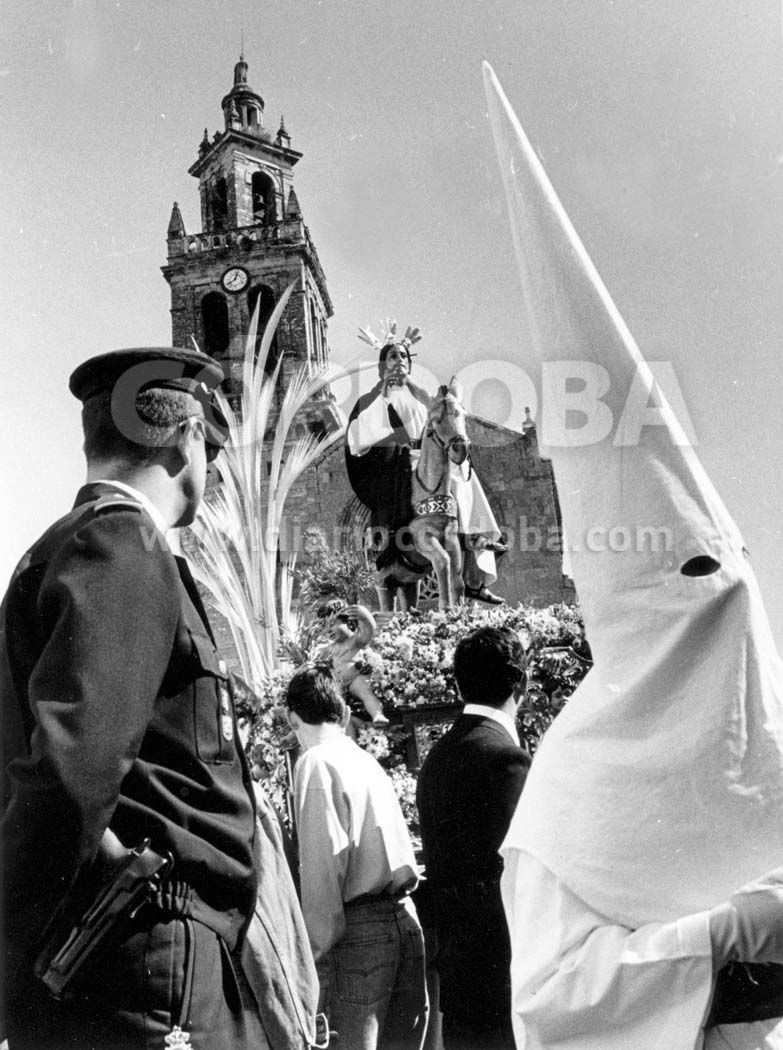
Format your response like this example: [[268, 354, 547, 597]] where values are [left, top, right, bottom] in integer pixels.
[[188, 278, 349, 687], [249, 282, 297, 411]]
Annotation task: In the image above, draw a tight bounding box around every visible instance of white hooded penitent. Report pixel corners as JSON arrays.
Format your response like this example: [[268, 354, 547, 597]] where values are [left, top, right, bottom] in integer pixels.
[[483, 62, 783, 928]]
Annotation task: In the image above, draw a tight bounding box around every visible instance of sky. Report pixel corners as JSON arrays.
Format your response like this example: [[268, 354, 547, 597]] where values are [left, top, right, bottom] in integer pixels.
[[2, 0, 783, 634]]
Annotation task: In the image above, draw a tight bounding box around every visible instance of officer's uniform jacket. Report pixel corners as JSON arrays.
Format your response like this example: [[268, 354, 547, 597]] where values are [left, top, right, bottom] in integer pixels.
[[0, 482, 257, 992]]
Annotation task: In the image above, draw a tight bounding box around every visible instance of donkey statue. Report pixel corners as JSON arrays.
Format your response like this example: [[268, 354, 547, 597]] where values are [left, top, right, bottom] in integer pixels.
[[376, 377, 471, 612]]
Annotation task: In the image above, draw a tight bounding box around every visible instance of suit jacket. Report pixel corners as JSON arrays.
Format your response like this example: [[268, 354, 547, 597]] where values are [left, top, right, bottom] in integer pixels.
[[1, 482, 257, 1000], [416, 712, 530, 1034]]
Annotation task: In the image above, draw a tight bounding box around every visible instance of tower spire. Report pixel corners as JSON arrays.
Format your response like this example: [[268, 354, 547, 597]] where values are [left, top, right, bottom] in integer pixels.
[[276, 113, 291, 147], [167, 201, 186, 239], [222, 54, 263, 132], [233, 52, 248, 86]]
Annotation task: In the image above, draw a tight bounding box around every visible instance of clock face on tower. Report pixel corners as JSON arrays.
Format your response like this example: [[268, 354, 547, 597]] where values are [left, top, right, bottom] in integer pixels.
[[221, 266, 249, 293]]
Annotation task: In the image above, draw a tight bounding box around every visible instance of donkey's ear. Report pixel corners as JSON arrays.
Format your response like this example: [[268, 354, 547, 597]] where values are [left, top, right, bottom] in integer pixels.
[[447, 375, 464, 400]]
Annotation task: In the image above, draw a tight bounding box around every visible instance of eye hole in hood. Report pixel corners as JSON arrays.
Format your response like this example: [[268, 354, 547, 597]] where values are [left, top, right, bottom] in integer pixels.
[[680, 555, 721, 577]]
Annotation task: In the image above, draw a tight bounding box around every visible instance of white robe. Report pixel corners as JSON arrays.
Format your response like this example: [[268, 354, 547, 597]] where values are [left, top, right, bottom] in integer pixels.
[[483, 62, 783, 1049], [501, 851, 783, 1050]]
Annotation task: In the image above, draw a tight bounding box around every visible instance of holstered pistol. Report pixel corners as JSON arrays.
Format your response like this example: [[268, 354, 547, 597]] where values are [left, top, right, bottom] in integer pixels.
[[34, 838, 173, 1001]]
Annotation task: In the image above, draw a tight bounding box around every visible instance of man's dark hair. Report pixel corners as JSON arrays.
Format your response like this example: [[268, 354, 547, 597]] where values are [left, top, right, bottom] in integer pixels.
[[82, 388, 198, 464], [286, 663, 345, 725], [453, 625, 527, 708]]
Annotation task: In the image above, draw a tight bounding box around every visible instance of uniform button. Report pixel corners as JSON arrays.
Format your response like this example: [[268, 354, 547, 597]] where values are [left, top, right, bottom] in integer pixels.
[[180, 787, 189, 798], [218, 659, 227, 675]]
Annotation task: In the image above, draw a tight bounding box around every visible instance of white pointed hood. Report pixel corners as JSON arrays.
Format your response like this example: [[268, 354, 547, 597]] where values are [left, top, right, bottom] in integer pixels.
[[485, 62, 783, 925]]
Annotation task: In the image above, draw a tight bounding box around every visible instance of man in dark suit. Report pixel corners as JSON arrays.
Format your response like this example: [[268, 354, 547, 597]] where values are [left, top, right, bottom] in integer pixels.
[[416, 625, 531, 1050], [0, 348, 265, 1049]]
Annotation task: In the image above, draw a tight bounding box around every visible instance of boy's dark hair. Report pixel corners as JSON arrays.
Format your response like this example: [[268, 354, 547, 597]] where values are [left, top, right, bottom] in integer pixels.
[[453, 625, 527, 708], [286, 663, 345, 725], [82, 388, 198, 464]]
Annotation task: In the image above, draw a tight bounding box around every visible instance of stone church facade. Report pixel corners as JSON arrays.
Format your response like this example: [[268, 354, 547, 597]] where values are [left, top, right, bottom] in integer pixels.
[[163, 56, 573, 611]]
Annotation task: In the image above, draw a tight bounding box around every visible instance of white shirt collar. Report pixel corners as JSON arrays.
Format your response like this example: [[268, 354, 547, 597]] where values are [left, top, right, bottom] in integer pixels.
[[91, 479, 170, 538], [462, 703, 520, 746]]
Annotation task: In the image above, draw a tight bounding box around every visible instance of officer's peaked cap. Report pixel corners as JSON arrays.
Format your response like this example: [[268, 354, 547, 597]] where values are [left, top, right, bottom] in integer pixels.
[[69, 347, 229, 449], [69, 346, 224, 402]]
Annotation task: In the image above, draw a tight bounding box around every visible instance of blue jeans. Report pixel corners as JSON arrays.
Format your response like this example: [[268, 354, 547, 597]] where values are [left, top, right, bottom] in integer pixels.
[[326, 897, 428, 1050]]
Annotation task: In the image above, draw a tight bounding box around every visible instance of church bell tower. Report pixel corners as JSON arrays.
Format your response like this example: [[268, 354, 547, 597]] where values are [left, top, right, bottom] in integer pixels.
[[162, 55, 335, 427]]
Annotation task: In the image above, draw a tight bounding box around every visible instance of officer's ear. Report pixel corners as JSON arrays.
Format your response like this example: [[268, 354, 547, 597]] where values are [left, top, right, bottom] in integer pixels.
[[177, 416, 204, 465], [286, 707, 301, 732]]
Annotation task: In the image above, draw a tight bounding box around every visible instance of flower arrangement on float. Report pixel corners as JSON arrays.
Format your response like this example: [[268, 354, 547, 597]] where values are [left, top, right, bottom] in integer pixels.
[[238, 601, 591, 833], [366, 603, 587, 719]]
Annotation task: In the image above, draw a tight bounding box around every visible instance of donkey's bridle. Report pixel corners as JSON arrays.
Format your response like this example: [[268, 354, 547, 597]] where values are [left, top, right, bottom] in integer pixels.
[[414, 417, 473, 496], [428, 424, 470, 461]]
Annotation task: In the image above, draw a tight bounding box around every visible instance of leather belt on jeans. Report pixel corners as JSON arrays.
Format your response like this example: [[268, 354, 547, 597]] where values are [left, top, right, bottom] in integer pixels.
[[345, 887, 410, 909]]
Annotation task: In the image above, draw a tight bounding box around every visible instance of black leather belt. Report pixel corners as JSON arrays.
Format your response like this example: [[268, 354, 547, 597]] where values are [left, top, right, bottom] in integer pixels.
[[345, 887, 411, 909]]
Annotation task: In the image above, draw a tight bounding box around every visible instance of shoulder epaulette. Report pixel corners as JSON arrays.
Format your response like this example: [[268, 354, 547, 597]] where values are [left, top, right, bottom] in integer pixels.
[[93, 493, 144, 515]]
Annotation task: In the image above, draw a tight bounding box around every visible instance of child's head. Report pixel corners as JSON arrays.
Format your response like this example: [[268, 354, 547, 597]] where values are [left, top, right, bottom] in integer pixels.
[[328, 607, 358, 643]]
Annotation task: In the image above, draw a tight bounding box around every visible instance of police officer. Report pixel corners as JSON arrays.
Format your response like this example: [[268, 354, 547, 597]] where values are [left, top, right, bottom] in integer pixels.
[[0, 348, 263, 1049]]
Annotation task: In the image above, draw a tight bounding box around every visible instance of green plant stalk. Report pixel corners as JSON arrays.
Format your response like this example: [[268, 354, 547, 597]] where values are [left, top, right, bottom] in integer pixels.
[[188, 280, 367, 690]]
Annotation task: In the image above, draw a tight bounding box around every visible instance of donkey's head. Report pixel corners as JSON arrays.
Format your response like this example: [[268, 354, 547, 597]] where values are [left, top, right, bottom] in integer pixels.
[[429, 377, 470, 465]]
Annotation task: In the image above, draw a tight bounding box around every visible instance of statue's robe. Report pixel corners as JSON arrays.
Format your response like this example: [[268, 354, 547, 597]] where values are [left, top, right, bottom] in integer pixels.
[[345, 380, 500, 578]]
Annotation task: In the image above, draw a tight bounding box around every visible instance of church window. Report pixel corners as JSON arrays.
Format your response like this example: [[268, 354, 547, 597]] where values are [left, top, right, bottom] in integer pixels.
[[201, 292, 229, 357], [247, 284, 280, 374], [251, 171, 276, 226], [212, 177, 228, 231]]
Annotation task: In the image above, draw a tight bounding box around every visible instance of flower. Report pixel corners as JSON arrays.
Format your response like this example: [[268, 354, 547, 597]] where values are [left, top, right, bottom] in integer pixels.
[[389, 768, 419, 832], [357, 726, 392, 760], [354, 648, 384, 676], [396, 637, 415, 661]]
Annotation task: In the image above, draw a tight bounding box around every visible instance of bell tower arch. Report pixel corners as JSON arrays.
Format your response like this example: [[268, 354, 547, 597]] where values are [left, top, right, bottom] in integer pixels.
[[162, 54, 336, 431]]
